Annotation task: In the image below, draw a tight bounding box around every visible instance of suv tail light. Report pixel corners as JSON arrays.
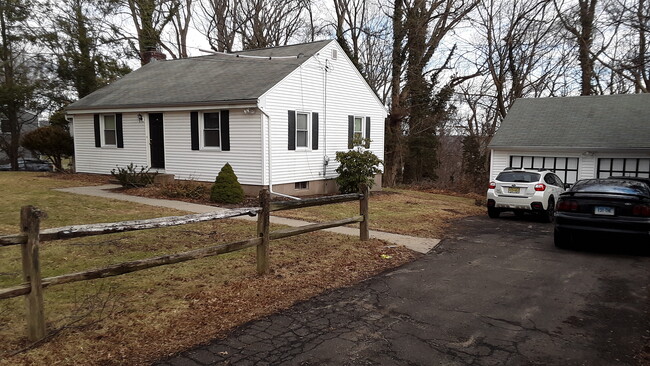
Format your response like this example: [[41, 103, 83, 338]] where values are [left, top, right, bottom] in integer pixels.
[[557, 200, 579, 212], [488, 182, 496, 189], [534, 183, 546, 191], [632, 205, 650, 217]]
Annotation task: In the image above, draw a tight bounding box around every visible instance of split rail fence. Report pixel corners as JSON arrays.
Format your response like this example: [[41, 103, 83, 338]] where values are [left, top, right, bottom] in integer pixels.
[[0, 186, 370, 342]]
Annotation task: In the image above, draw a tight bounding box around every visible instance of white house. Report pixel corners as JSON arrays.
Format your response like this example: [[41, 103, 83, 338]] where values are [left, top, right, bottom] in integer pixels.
[[66, 40, 386, 196], [489, 94, 650, 185]]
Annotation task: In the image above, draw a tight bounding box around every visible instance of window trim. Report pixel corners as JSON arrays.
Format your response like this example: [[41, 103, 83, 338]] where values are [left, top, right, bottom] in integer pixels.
[[200, 111, 222, 150], [101, 114, 117, 147], [295, 112, 310, 149]]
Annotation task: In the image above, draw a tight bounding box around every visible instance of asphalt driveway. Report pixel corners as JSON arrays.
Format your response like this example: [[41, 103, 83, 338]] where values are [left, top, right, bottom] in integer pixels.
[[155, 214, 650, 366]]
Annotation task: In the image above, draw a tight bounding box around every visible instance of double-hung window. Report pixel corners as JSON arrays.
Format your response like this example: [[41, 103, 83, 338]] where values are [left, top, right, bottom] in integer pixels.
[[353, 116, 364, 142], [203, 112, 221, 148], [296, 112, 309, 148], [103, 115, 117, 146]]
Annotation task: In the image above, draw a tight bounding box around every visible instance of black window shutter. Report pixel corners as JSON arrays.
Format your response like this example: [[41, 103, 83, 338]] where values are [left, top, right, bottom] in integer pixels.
[[348, 115, 354, 149], [93, 114, 101, 147], [220, 110, 230, 151], [190, 111, 199, 150], [288, 110, 296, 150], [365, 116, 371, 148], [312, 112, 319, 150], [116, 113, 124, 148]]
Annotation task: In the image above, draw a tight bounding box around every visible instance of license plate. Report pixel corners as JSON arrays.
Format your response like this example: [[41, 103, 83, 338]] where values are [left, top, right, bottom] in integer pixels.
[[594, 206, 615, 215], [507, 187, 520, 194]]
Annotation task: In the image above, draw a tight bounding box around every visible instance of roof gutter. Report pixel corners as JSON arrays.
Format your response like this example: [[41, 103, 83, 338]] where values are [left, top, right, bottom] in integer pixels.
[[490, 146, 650, 152], [257, 105, 300, 200], [66, 99, 259, 114]]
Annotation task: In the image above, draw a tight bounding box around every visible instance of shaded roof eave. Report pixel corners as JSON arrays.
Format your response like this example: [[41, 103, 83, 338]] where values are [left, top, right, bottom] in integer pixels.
[[66, 98, 259, 112], [489, 145, 650, 151]]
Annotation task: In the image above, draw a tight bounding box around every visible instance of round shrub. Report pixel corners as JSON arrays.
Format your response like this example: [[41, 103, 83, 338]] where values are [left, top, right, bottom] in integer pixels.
[[210, 163, 244, 204]]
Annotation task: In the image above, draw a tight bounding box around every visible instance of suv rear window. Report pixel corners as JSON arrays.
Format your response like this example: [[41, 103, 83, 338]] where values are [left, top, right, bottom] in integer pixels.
[[572, 179, 650, 196], [496, 172, 540, 183]]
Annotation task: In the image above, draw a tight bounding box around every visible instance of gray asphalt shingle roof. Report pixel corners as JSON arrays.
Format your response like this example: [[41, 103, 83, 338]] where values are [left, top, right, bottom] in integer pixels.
[[489, 94, 650, 150], [67, 40, 332, 110]]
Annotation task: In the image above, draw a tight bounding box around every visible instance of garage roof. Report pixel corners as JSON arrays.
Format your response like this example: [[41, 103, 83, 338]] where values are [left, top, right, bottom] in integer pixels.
[[489, 94, 650, 150]]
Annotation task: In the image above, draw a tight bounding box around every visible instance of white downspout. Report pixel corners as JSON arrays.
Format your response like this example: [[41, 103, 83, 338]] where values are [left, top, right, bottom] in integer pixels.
[[258, 105, 301, 200]]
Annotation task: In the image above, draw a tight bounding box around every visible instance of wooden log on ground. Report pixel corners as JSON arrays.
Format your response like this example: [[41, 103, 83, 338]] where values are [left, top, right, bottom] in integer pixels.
[[269, 216, 364, 240], [0, 236, 262, 300], [0, 207, 260, 246], [269, 193, 362, 212]]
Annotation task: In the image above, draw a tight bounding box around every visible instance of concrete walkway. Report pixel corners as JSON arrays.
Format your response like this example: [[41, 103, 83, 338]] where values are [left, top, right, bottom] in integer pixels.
[[55, 185, 439, 253]]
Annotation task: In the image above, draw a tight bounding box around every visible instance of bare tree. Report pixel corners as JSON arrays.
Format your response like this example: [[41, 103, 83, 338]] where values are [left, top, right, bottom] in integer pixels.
[[198, 0, 310, 51], [122, 0, 180, 64], [331, 0, 392, 101], [600, 0, 650, 92], [554, 0, 611, 95], [384, 0, 479, 185], [198, 0, 240, 52], [161, 0, 193, 58]]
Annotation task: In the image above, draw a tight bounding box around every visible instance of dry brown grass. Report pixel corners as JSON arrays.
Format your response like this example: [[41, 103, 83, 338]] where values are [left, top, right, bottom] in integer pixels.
[[272, 188, 485, 238], [0, 173, 416, 365]]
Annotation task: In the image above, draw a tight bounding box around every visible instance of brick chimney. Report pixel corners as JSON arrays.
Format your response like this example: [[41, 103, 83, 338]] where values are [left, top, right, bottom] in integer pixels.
[[141, 46, 167, 65]]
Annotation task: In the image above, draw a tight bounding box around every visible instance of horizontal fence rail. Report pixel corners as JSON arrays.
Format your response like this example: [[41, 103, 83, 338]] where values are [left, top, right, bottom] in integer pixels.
[[0, 208, 260, 246], [0, 185, 370, 342]]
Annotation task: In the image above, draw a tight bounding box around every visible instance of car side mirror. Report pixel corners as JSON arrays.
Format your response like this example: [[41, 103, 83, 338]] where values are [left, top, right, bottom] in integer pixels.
[[564, 183, 572, 189]]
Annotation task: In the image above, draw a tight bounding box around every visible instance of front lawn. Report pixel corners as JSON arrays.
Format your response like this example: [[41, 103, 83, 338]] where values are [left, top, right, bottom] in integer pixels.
[[272, 188, 485, 238], [0, 173, 415, 365]]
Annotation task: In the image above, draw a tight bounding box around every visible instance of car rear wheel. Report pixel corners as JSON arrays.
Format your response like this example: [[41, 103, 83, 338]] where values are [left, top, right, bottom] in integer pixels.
[[487, 207, 500, 218], [541, 198, 555, 223], [554, 228, 572, 249]]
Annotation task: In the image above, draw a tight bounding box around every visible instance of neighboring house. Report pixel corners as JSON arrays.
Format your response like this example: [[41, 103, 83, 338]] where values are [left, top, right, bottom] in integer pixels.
[[66, 40, 386, 196], [489, 94, 650, 184], [0, 111, 42, 163]]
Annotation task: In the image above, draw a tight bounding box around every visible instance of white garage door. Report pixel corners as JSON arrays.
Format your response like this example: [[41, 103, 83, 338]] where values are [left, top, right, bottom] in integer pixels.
[[597, 158, 650, 178], [509, 155, 579, 183]]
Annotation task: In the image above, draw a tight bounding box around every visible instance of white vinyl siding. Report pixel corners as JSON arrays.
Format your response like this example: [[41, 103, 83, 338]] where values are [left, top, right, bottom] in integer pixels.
[[164, 110, 262, 184], [73, 113, 148, 173], [259, 41, 386, 186]]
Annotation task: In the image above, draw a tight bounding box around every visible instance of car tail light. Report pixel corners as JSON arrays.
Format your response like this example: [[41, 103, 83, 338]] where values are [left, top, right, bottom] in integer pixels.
[[534, 183, 546, 191], [488, 182, 496, 189], [557, 200, 579, 212], [632, 205, 650, 217]]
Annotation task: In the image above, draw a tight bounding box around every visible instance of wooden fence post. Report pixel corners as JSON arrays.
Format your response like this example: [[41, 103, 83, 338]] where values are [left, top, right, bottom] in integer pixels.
[[20, 206, 46, 341], [360, 184, 369, 241], [256, 189, 270, 275]]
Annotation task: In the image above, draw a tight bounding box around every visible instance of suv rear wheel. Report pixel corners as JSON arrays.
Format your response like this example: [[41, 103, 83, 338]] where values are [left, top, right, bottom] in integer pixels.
[[540, 198, 555, 223]]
